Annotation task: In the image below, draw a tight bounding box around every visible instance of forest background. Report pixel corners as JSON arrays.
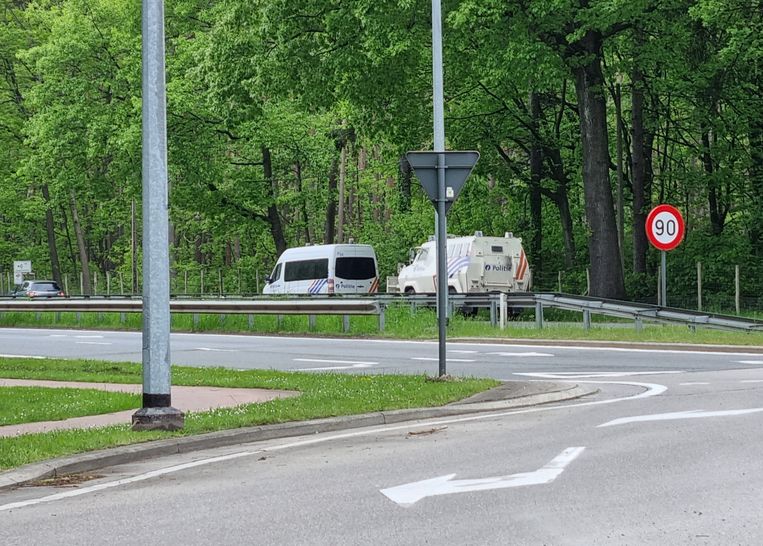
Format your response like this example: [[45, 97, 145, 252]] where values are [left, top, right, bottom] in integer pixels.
[[1, 0, 762, 311]]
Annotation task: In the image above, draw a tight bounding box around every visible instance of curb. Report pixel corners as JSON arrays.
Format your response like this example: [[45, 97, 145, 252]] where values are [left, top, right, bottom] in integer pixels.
[[0, 382, 596, 491]]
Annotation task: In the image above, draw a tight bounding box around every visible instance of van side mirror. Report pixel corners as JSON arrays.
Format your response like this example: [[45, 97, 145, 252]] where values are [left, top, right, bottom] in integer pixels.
[[265, 276, 273, 284], [408, 249, 416, 263]]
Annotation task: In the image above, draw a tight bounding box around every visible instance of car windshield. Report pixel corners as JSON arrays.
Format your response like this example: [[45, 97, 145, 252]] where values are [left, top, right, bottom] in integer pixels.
[[31, 282, 61, 291]]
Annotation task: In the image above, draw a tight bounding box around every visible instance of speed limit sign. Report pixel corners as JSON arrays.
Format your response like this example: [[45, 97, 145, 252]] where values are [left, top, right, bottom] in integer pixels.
[[645, 204, 685, 251]]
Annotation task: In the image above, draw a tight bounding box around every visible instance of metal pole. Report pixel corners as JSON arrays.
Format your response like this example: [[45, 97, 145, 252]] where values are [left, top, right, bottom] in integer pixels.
[[132, 0, 183, 431], [432, 0, 447, 377], [697, 262, 702, 312], [735, 264, 740, 314], [661, 250, 667, 307]]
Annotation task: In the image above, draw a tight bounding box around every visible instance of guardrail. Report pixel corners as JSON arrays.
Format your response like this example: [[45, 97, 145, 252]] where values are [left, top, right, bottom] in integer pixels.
[[0, 292, 761, 333], [0, 298, 384, 332]]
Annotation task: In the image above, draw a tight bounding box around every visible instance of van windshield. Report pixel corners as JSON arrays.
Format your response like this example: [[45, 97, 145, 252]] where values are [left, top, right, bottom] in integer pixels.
[[284, 259, 329, 282], [335, 257, 376, 280]]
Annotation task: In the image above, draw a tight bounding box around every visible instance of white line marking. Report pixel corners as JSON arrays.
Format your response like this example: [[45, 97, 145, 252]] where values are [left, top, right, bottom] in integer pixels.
[[411, 357, 476, 363], [741, 380, 763, 384], [0, 379, 662, 512], [449, 350, 478, 354], [0, 354, 45, 359], [598, 408, 763, 428], [74, 342, 112, 346], [737, 361, 763, 365], [74, 335, 104, 339], [515, 371, 681, 379], [679, 382, 710, 386], [293, 358, 378, 366], [380, 446, 586, 506], [196, 347, 238, 353], [298, 364, 372, 371], [487, 352, 554, 357]]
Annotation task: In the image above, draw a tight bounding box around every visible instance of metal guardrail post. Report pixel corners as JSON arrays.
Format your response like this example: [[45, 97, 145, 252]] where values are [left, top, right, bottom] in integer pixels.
[[342, 315, 350, 333], [193, 313, 199, 328], [634, 317, 643, 331], [120, 312, 126, 324], [308, 315, 316, 330], [248, 314, 254, 329], [535, 301, 544, 329], [379, 306, 385, 332], [490, 299, 496, 327], [583, 309, 591, 331], [499, 293, 507, 330]]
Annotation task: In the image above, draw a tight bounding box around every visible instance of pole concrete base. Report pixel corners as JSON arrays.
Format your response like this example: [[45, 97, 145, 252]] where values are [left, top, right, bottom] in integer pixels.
[[131, 406, 185, 431]]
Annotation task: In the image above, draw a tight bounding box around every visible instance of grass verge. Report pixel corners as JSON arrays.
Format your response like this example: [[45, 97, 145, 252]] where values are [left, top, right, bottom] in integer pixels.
[[0, 357, 497, 471], [0, 387, 140, 425]]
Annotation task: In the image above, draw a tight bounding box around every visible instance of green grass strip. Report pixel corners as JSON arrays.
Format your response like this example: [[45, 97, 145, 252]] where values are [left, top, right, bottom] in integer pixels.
[[0, 387, 140, 425], [0, 357, 497, 470]]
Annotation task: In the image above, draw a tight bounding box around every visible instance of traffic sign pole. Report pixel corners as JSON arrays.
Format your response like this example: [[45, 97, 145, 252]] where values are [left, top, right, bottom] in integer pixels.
[[661, 250, 667, 307], [436, 153, 447, 377]]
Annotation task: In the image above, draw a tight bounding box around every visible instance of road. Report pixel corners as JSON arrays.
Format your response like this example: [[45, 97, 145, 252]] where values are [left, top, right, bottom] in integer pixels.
[[2, 327, 763, 543], [0, 327, 761, 378]]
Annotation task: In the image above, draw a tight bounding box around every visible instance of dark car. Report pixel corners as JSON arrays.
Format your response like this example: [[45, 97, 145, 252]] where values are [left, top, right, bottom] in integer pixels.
[[12, 280, 66, 298]]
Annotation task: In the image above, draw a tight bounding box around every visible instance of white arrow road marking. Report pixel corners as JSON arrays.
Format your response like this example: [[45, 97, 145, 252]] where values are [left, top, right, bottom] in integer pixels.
[[411, 357, 476, 363], [598, 408, 763, 428], [487, 352, 554, 357], [380, 446, 585, 506], [196, 347, 239, 352]]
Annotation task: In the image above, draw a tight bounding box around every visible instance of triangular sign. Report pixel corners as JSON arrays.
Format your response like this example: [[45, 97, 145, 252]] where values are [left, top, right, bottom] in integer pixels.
[[406, 151, 479, 214]]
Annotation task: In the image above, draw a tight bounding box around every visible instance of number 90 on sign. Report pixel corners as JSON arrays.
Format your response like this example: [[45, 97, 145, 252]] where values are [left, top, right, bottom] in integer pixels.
[[645, 204, 685, 251]]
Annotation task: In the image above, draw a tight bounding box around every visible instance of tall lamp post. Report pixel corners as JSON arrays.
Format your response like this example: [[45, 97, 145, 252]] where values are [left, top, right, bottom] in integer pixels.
[[132, 0, 183, 430]]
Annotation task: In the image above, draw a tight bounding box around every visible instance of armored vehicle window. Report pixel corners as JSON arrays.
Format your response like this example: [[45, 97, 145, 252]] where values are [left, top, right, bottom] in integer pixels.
[[284, 259, 329, 282], [491, 246, 504, 253], [336, 257, 376, 280]]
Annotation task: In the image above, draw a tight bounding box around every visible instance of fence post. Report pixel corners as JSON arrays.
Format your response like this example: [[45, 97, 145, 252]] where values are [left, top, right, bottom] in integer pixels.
[[107, 271, 111, 296], [80, 272, 84, 296], [200, 269, 204, 297], [735, 265, 740, 315], [184, 270, 188, 295], [697, 262, 702, 312], [558, 271, 562, 294], [219, 268, 223, 296], [585, 268, 590, 295]]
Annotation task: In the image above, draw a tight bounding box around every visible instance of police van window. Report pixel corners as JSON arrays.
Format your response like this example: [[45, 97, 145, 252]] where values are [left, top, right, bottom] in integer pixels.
[[271, 263, 282, 281], [284, 259, 329, 282], [336, 257, 376, 280], [491, 245, 504, 253]]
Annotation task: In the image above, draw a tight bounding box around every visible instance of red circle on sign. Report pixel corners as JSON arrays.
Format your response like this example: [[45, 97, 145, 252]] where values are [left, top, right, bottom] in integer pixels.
[[645, 204, 685, 251]]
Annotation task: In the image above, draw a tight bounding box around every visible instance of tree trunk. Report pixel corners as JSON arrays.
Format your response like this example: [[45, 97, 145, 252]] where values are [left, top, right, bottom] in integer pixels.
[[294, 160, 312, 243], [399, 155, 412, 212], [702, 129, 725, 235], [750, 117, 763, 254], [528, 92, 544, 278], [41, 184, 62, 285], [571, 30, 625, 298], [262, 146, 287, 256], [544, 146, 576, 268], [631, 64, 651, 274], [337, 143, 347, 243], [324, 157, 338, 244], [70, 191, 92, 295]]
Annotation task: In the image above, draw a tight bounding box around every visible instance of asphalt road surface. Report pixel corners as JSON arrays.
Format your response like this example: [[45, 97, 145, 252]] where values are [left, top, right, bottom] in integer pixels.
[[0, 327, 762, 379], [2, 327, 763, 544]]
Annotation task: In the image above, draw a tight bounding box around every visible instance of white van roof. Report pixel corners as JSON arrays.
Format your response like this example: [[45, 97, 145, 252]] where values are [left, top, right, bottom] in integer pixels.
[[278, 243, 376, 261]]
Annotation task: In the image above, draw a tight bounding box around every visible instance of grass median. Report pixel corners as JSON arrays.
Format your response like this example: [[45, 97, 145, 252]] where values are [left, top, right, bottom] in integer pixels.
[[0, 357, 497, 471]]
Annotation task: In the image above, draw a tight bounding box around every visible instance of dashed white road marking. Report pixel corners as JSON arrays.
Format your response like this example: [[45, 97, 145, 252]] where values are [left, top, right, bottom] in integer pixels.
[[449, 350, 478, 354], [487, 352, 554, 357], [737, 361, 763, 365], [679, 382, 710, 386], [74, 335, 104, 339], [0, 354, 45, 359], [293, 358, 377, 366], [75, 342, 112, 346], [196, 347, 238, 353], [411, 357, 476, 363], [740, 380, 763, 384]]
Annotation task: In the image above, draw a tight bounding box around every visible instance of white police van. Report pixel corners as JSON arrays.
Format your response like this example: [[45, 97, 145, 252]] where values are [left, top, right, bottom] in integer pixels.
[[262, 243, 380, 295]]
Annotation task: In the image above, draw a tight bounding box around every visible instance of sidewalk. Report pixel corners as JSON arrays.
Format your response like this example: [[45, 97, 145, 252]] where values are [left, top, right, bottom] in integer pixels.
[[0, 379, 298, 438]]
